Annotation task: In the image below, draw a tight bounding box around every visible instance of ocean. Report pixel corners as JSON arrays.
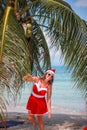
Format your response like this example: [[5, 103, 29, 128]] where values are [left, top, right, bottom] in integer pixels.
[[18, 65, 86, 112]]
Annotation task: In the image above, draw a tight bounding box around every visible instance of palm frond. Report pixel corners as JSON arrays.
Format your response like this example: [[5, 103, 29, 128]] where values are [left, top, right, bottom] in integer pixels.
[[0, 7, 32, 125], [30, 19, 51, 74], [0, 8, 31, 75], [0, 92, 8, 129], [0, 6, 11, 62]]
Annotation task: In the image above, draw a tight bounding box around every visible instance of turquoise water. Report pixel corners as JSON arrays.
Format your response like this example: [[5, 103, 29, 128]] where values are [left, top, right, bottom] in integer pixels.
[[52, 66, 86, 111], [18, 66, 86, 111]]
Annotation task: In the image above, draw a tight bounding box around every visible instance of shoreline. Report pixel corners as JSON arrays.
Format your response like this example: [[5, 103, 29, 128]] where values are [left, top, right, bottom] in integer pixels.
[[0, 105, 87, 130], [6, 105, 87, 116]]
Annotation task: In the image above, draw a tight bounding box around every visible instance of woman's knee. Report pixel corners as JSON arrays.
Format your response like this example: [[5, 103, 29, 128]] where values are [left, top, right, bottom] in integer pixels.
[[37, 115, 44, 124], [28, 111, 34, 121]]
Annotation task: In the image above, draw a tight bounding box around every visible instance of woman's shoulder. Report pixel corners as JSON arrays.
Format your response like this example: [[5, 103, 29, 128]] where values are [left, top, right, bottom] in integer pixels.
[[33, 76, 40, 82]]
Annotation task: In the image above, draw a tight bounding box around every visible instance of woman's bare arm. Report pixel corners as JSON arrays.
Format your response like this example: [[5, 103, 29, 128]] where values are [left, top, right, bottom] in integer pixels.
[[22, 73, 39, 82], [47, 84, 52, 118]]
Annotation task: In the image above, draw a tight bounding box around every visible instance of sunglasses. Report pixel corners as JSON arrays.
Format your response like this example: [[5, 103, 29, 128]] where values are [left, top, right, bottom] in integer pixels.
[[47, 73, 54, 78]]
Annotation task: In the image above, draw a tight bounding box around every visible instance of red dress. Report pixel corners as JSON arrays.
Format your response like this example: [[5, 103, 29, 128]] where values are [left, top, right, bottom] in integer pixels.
[[26, 81, 48, 114]]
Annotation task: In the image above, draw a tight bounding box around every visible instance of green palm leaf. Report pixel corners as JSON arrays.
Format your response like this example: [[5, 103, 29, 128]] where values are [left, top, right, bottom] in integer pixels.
[[0, 6, 11, 62], [0, 5, 31, 126], [31, 20, 51, 74], [0, 8, 31, 75]]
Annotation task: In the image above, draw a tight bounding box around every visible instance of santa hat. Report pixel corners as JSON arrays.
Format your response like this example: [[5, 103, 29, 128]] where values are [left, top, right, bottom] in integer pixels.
[[46, 69, 56, 74]]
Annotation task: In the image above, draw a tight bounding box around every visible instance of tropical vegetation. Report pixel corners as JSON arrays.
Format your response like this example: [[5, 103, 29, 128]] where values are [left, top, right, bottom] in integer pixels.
[[0, 0, 86, 128]]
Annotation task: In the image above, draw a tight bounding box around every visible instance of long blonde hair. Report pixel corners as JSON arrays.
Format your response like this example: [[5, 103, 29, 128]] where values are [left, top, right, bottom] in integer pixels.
[[40, 73, 54, 85]]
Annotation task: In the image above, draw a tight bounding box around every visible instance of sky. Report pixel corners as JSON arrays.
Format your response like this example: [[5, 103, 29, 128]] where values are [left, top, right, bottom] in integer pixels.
[[51, 0, 87, 66], [64, 0, 87, 21]]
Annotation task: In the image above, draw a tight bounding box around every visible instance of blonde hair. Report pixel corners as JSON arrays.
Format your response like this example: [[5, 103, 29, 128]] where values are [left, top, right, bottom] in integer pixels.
[[40, 72, 54, 85]]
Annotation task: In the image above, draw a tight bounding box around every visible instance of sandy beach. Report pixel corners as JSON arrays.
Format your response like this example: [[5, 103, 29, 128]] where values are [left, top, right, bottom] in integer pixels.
[[0, 105, 87, 130]]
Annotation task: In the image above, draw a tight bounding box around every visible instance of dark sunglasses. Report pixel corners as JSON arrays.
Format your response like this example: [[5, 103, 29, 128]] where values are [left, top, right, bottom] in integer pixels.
[[47, 73, 54, 78]]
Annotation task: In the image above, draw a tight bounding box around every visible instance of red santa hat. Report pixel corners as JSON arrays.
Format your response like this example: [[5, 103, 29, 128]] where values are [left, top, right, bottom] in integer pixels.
[[46, 69, 56, 74]]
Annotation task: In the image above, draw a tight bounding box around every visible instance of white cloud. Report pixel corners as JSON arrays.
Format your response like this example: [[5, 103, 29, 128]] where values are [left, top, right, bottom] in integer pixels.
[[43, 32, 64, 66], [50, 48, 64, 66], [75, 0, 87, 7]]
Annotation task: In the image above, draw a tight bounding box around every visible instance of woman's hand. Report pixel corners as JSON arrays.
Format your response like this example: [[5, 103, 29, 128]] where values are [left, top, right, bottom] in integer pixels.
[[48, 112, 52, 118], [22, 73, 33, 82], [22, 74, 39, 82]]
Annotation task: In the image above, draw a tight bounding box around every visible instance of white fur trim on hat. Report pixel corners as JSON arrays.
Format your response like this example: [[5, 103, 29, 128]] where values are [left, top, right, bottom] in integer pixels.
[[46, 69, 55, 74]]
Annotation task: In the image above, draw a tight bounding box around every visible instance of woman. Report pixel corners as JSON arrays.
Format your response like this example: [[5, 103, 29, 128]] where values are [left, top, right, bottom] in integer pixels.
[[22, 69, 55, 130]]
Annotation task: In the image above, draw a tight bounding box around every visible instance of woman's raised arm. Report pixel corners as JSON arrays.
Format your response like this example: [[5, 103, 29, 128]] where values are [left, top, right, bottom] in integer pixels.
[[22, 73, 39, 82]]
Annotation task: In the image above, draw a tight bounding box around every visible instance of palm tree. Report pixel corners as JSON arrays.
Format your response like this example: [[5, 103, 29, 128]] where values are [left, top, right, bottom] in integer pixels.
[[0, 0, 86, 128]]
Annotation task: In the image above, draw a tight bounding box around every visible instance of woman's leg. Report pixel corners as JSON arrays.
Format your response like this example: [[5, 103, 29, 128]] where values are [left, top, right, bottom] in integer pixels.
[[37, 115, 44, 130], [28, 111, 37, 128]]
